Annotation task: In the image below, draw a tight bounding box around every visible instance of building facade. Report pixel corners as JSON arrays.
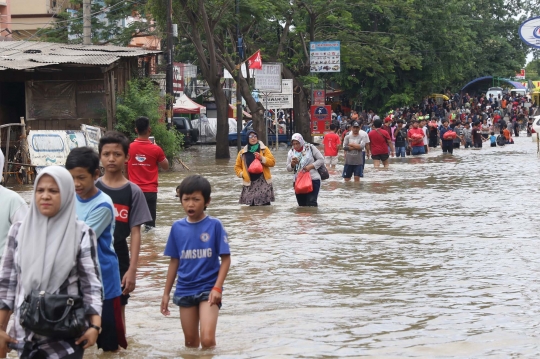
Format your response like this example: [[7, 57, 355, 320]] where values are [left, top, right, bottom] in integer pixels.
[[0, 0, 12, 40]]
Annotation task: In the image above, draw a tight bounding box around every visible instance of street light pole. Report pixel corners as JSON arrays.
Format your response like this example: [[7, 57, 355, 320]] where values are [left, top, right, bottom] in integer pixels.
[[166, 0, 174, 124]]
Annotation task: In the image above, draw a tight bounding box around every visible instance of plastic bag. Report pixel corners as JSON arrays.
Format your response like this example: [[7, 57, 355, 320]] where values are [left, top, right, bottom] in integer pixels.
[[294, 170, 313, 194], [248, 158, 263, 174], [443, 130, 457, 140]]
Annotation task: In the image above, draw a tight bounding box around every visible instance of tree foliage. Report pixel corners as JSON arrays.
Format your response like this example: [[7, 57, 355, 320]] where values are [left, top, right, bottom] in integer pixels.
[[148, 0, 530, 145], [115, 79, 183, 160], [40, 0, 154, 46]]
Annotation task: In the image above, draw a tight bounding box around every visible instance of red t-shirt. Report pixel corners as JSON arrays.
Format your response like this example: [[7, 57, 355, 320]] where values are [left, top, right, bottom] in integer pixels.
[[368, 129, 391, 155], [322, 132, 341, 156], [407, 128, 425, 147], [127, 139, 166, 193]]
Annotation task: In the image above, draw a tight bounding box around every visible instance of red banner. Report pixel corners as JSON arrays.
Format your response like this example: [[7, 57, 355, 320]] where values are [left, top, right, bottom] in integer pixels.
[[310, 105, 332, 136], [313, 90, 325, 106]]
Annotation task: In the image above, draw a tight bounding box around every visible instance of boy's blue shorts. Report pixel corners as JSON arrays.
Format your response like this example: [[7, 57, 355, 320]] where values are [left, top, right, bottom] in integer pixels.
[[173, 290, 222, 309]]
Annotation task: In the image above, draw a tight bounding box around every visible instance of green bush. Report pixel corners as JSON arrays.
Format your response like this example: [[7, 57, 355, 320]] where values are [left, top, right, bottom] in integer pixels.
[[115, 78, 183, 160]]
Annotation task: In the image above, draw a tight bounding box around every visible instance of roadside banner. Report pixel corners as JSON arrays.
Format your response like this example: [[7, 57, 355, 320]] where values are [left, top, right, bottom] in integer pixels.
[[313, 90, 325, 106], [310, 41, 340, 73], [310, 105, 332, 135], [260, 94, 293, 109], [260, 79, 293, 109], [254, 63, 282, 92]]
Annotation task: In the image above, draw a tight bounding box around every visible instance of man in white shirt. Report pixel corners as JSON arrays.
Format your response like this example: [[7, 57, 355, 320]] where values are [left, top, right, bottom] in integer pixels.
[[421, 119, 429, 154]]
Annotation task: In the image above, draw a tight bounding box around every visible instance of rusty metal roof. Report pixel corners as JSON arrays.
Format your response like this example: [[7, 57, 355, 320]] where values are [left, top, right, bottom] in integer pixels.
[[0, 41, 160, 71]]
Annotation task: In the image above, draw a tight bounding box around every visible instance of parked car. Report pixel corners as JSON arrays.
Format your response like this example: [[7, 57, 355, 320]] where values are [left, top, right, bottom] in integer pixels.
[[171, 116, 199, 147], [228, 120, 289, 146]]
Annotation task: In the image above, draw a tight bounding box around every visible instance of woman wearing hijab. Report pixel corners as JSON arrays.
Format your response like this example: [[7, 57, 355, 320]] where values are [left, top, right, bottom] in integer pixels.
[[286, 133, 325, 207], [234, 129, 276, 206], [0, 166, 103, 359]]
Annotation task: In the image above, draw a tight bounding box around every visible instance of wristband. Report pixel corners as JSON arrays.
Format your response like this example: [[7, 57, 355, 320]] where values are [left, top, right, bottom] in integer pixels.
[[212, 287, 222, 293]]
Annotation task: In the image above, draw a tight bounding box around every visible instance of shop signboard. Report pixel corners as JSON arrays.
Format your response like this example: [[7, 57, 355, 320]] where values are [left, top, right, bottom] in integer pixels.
[[519, 17, 540, 49], [313, 90, 325, 106], [309, 41, 340, 73], [310, 105, 332, 136]]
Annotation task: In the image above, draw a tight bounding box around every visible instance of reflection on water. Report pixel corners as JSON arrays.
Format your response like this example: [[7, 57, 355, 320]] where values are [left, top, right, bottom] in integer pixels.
[[6, 137, 540, 358]]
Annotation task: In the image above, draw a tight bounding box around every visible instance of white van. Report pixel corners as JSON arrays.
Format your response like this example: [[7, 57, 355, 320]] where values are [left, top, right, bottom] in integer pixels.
[[486, 87, 503, 100], [510, 89, 527, 97]]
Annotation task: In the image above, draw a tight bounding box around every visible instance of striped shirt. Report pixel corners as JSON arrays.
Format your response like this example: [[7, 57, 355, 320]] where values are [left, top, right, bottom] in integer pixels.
[[0, 221, 103, 358]]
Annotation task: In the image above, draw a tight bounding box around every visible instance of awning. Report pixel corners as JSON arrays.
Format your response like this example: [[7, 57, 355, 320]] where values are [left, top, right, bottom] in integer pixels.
[[461, 76, 527, 92], [173, 94, 206, 114]]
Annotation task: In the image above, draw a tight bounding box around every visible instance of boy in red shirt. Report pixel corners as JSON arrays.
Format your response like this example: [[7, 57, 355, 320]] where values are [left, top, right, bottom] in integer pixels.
[[322, 124, 341, 169], [128, 117, 169, 229]]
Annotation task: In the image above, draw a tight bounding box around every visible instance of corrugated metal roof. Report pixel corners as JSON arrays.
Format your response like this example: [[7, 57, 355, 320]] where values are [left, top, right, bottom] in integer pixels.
[[0, 41, 160, 71]]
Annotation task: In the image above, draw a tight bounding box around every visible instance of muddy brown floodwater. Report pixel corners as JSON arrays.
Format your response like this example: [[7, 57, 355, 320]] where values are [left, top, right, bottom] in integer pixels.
[[6, 135, 540, 358]]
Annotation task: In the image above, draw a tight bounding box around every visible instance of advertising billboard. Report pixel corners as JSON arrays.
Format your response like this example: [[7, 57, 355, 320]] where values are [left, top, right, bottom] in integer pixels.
[[519, 17, 540, 49], [310, 41, 341, 73]]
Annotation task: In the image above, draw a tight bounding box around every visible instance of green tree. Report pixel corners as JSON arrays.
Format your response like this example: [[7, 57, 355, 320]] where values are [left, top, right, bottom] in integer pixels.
[[40, 0, 155, 46], [115, 78, 183, 160], [148, 0, 235, 159]]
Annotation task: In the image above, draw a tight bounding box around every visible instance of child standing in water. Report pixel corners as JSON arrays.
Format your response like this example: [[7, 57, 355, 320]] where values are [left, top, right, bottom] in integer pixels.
[[161, 175, 231, 348]]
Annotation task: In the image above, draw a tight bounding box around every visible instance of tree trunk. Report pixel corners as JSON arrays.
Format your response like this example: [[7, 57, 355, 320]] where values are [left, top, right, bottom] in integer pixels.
[[294, 85, 312, 142], [213, 85, 230, 159], [236, 73, 266, 142], [283, 66, 312, 142]]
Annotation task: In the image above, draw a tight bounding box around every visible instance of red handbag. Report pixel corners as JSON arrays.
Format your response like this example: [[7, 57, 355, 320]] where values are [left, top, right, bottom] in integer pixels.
[[294, 171, 313, 194], [248, 158, 263, 174]]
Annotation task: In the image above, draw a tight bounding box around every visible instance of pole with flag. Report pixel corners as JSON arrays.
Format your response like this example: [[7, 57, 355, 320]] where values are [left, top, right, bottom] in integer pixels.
[[246, 50, 262, 70]]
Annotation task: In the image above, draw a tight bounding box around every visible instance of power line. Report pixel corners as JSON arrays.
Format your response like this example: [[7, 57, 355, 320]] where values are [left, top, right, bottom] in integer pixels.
[[1, 0, 146, 53], [0, 0, 145, 26]]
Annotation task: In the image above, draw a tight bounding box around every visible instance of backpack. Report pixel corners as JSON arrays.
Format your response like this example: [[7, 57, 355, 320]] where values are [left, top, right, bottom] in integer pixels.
[[496, 135, 506, 146]]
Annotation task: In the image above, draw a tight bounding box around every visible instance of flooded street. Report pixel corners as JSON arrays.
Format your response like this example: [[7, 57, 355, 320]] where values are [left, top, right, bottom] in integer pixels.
[[7, 136, 540, 358]]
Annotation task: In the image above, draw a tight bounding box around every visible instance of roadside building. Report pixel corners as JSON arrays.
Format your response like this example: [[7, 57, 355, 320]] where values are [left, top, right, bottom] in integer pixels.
[[0, 41, 160, 130]]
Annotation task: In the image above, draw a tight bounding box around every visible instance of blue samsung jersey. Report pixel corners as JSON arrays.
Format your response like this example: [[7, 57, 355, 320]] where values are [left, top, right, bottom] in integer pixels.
[[75, 190, 122, 300], [164, 216, 231, 297]]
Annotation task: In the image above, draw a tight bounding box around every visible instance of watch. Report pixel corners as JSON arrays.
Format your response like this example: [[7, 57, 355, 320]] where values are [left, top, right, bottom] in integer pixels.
[[89, 324, 102, 334]]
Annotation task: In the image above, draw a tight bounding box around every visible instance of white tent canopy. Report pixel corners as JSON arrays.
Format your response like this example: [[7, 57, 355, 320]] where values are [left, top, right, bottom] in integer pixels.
[[173, 94, 206, 114]]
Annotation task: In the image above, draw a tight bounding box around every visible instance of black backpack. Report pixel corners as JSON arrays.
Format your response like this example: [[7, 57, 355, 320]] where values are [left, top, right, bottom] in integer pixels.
[[496, 135, 506, 146]]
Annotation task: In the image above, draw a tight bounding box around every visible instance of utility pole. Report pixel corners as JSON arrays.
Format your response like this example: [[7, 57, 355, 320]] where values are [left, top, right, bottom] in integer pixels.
[[166, 0, 174, 124], [236, 0, 243, 152], [83, 0, 91, 45]]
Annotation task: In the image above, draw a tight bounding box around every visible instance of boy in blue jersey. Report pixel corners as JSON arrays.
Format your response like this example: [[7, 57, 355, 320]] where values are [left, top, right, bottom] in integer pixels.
[[66, 147, 127, 352], [160, 175, 231, 348]]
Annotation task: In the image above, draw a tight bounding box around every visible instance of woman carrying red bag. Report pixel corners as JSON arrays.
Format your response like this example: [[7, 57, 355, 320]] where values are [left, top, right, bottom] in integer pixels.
[[234, 130, 276, 206], [286, 133, 325, 207]]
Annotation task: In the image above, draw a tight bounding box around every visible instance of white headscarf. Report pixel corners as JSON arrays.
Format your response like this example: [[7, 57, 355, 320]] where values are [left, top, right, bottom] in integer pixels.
[[291, 133, 305, 148], [290, 133, 312, 171], [18, 166, 84, 294]]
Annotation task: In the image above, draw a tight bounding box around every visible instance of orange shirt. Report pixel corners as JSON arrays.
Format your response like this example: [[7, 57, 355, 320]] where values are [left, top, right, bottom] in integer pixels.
[[501, 99, 507, 109], [503, 129, 510, 140]]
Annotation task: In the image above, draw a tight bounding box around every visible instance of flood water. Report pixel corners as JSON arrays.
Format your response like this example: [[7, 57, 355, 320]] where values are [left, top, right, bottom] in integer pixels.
[[6, 135, 540, 358]]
